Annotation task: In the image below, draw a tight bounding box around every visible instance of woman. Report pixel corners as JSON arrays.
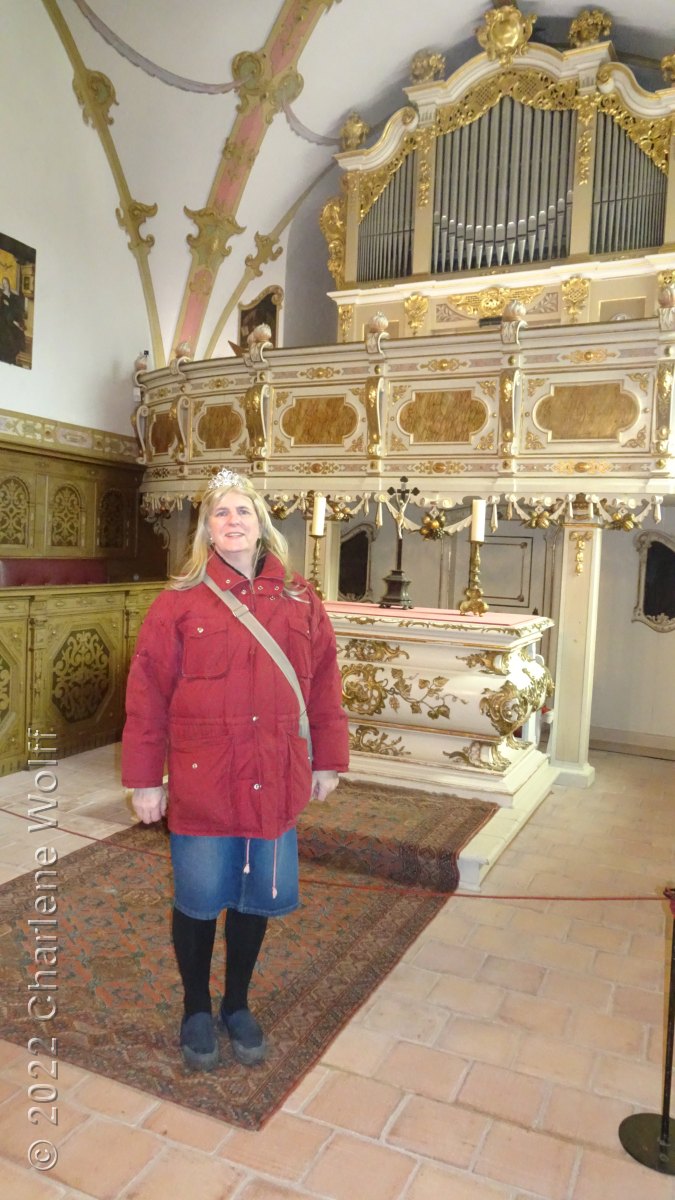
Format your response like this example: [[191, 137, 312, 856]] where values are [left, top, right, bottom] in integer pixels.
[[122, 469, 349, 1071]]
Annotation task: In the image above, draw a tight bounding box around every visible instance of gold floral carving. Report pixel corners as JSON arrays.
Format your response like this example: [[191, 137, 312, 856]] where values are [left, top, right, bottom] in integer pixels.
[[50, 485, 82, 548], [476, 5, 537, 66], [243, 383, 271, 461], [0, 476, 29, 546], [350, 725, 409, 757], [280, 395, 358, 445], [342, 638, 409, 663], [561, 276, 590, 322], [116, 200, 158, 252], [410, 50, 446, 83], [479, 676, 549, 738], [475, 432, 495, 451], [340, 112, 370, 150], [444, 741, 511, 772], [535, 383, 638, 441], [350, 117, 418, 220], [300, 367, 339, 380], [656, 363, 673, 451], [570, 530, 592, 575], [319, 194, 347, 288], [73, 70, 118, 127], [365, 377, 384, 457], [597, 91, 670, 175], [416, 128, 435, 207], [436, 70, 577, 138], [231, 51, 303, 121], [569, 10, 612, 47], [399, 390, 487, 444], [52, 629, 110, 723], [499, 370, 517, 453], [337, 303, 353, 343], [567, 349, 617, 364], [245, 231, 283, 278], [341, 664, 460, 721], [525, 430, 545, 450], [184, 206, 245, 275], [460, 650, 516, 676], [575, 94, 597, 186], [628, 372, 650, 394], [404, 293, 428, 335], [419, 358, 463, 372], [445, 286, 542, 320], [662, 55, 675, 86]]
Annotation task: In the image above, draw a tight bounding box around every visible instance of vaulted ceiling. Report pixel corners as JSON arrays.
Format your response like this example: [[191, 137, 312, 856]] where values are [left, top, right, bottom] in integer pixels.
[[44, 1, 675, 366]]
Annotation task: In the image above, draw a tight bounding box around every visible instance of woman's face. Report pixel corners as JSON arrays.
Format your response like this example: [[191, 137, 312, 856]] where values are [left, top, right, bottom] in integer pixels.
[[207, 489, 261, 572]]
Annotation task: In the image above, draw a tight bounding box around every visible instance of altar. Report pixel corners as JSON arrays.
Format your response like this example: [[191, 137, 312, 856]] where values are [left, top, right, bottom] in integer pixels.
[[326, 601, 558, 890]]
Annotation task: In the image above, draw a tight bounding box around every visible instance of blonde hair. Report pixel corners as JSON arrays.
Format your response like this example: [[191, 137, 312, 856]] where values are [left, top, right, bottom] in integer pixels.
[[171, 474, 300, 593]]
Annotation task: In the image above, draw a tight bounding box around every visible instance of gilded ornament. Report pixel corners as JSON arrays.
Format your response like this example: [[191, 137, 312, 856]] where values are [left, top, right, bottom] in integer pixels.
[[337, 303, 353, 343], [444, 741, 511, 773], [570, 530, 592, 574], [525, 430, 545, 451], [479, 679, 532, 737], [446, 286, 542, 321], [597, 92, 670, 175], [420, 358, 462, 372], [567, 349, 616, 364], [574, 94, 597, 186], [404, 293, 429, 336], [561, 276, 590, 323], [231, 51, 303, 121], [419, 507, 446, 540], [342, 639, 408, 663], [319, 194, 347, 288], [410, 49, 446, 84], [460, 650, 516, 676], [350, 725, 409, 757], [436, 69, 577, 139], [184, 205, 245, 273], [661, 54, 675, 86], [340, 112, 370, 151], [568, 10, 612, 48], [73, 70, 118, 127], [354, 122, 418, 219], [52, 629, 110, 723], [245, 232, 282, 278], [476, 4, 537, 66], [116, 199, 158, 252]]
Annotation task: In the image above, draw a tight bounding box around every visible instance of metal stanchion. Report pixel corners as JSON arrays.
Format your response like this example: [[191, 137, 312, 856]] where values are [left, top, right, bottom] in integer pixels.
[[618, 887, 675, 1174]]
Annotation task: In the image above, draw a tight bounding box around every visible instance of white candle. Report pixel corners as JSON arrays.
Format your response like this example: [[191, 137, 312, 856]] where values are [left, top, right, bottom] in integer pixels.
[[471, 498, 486, 542], [311, 494, 326, 537]]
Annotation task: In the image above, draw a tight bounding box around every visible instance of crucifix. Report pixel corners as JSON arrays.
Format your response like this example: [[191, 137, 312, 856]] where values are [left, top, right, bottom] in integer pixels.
[[378, 476, 420, 609]]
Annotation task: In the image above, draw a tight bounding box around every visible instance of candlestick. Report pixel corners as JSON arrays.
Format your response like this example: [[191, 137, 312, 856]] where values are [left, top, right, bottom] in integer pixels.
[[470, 498, 486, 543], [309, 532, 325, 599], [459, 541, 489, 615], [311, 494, 326, 537]]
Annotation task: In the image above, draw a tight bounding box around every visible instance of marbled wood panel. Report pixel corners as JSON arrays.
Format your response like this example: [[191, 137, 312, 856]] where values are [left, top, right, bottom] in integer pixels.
[[399, 390, 487, 444], [149, 410, 174, 456], [195, 402, 243, 450], [280, 395, 358, 446], [535, 383, 639, 440]]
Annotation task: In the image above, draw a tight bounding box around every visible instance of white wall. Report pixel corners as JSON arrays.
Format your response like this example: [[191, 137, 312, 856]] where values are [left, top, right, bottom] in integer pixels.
[[592, 508, 675, 751], [0, 2, 150, 436]]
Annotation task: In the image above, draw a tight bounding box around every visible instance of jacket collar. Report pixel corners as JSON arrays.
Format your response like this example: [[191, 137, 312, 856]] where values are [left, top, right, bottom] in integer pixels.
[[206, 549, 285, 591]]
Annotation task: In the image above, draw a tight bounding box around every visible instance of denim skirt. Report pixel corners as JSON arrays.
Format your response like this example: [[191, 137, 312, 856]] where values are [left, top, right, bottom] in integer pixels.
[[170, 827, 299, 919]]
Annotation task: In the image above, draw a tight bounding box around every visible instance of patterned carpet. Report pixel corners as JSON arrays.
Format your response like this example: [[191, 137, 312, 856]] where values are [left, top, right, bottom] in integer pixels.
[[2, 783, 496, 1129]]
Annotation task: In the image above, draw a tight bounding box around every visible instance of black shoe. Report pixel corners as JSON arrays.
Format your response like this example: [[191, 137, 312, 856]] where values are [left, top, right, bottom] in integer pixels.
[[180, 1012, 219, 1071], [217, 1005, 267, 1066]]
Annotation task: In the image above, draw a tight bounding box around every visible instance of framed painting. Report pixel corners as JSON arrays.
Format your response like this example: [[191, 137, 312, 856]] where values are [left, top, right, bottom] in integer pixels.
[[0, 232, 36, 370]]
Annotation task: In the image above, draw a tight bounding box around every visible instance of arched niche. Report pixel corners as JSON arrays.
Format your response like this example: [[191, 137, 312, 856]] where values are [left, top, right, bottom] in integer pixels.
[[633, 531, 675, 633]]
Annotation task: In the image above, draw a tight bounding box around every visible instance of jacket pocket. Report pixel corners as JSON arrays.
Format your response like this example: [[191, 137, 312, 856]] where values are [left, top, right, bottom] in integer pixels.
[[286, 605, 312, 680], [284, 732, 312, 821], [181, 626, 229, 679], [168, 727, 233, 804]]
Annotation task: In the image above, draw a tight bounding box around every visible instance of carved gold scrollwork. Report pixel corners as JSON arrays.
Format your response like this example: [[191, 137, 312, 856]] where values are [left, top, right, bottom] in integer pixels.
[[340, 113, 370, 150], [131, 402, 150, 464], [116, 200, 158, 253], [73, 70, 118, 127], [184, 205, 245, 275], [171, 396, 190, 464], [575, 94, 597, 186], [365, 375, 386, 456], [245, 232, 283, 278], [350, 725, 409, 757], [352, 121, 419, 220], [243, 382, 273, 462], [597, 91, 671, 175], [436, 69, 577, 139], [404, 293, 429, 336], [561, 276, 590, 323], [231, 50, 303, 121], [341, 664, 461, 720], [444, 740, 512, 772], [476, 4, 537, 66], [570, 530, 593, 575], [341, 664, 388, 715], [460, 650, 516, 676], [338, 304, 353, 343], [656, 362, 673, 455], [479, 679, 532, 737], [342, 639, 409, 663], [446, 286, 542, 321], [319, 194, 347, 289], [410, 50, 446, 84], [569, 10, 612, 47], [499, 368, 517, 460]]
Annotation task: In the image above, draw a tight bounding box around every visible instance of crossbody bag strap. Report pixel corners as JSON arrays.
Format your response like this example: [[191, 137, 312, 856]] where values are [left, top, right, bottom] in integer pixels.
[[201, 572, 311, 754]]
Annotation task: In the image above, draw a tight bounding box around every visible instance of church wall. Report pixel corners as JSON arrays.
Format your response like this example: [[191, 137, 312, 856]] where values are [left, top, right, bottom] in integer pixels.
[[0, 3, 149, 436], [591, 508, 675, 755]]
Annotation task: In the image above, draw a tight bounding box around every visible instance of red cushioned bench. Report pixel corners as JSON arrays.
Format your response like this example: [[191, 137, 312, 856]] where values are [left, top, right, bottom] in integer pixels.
[[0, 558, 109, 587]]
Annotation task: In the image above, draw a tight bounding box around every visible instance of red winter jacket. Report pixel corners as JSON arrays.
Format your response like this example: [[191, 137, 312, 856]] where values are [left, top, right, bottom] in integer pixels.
[[121, 552, 349, 838]]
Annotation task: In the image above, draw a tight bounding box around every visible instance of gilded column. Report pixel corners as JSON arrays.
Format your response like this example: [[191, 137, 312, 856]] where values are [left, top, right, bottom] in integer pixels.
[[547, 512, 603, 786]]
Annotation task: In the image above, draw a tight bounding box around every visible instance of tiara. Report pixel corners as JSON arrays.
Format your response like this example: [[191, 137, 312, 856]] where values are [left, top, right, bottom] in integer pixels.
[[207, 468, 249, 492]]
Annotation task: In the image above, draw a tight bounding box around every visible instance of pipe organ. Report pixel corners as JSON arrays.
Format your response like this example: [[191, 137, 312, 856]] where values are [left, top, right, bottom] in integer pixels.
[[324, 3, 675, 340]]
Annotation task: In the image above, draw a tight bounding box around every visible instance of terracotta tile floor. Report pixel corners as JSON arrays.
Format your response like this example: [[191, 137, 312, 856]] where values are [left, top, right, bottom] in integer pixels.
[[1, 745, 674, 1199]]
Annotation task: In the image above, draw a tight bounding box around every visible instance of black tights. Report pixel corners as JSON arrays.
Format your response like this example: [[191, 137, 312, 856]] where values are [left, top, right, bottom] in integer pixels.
[[171, 906, 268, 1018]]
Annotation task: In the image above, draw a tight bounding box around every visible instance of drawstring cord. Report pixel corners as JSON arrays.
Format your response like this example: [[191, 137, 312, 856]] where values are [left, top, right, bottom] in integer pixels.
[[242, 835, 279, 899]]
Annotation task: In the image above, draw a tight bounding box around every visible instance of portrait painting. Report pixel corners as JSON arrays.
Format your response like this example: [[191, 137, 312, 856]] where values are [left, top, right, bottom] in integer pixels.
[[238, 286, 283, 349], [0, 233, 36, 370]]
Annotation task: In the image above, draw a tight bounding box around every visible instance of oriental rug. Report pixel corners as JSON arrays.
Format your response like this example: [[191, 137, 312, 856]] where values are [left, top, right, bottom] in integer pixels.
[[1, 783, 496, 1130]]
